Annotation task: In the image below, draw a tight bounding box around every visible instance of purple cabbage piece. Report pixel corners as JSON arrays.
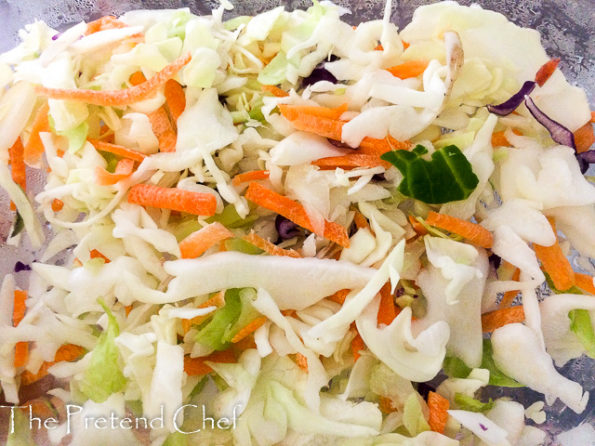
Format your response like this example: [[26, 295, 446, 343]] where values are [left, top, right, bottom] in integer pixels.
[[524, 95, 576, 149], [479, 423, 488, 432], [301, 55, 338, 88], [14, 261, 31, 272], [275, 215, 301, 240], [487, 81, 536, 116], [577, 150, 595, 174]]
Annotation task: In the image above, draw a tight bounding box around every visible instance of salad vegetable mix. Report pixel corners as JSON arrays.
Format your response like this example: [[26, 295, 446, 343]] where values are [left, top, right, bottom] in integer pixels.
[[0, 1, 594, 445]]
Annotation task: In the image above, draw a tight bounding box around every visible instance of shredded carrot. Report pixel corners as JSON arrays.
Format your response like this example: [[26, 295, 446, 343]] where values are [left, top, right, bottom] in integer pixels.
[[575, 273, 595, 295], [427, 391, 450, 434], [351, 330, 365, 361], [13, 290, 28, 368], [499, 267, 521, 308], [27, 398, 57, 419], [129, 71, 147, 86], [262, 85, 289, 98], [245, 182, 349, 248], [232, 170, 270, 186], [574, 121, 595, 153], [85, 15, 128, 35], [534, 58, 560, 87], [377, 283, 399, 327], [591, 111, 595, 123], [327, 289, 350, 305], [179, 222, 234, 259], [426, 211, 494, 249], [374, 43, 384, 51], [51, 198, 64, 212], [280, 110, 344, 140], [294, 353, 308, 372], [183, 349, 236, 376], [481, 306, 525, 332], [491, 129, 522, 147], [408, 215, 428, 236], [402, 41, 410, 50], [20, 344, 86, 385], [312, 153, 390, 170], [128, 184, 217, 216], [534, 217, 575, 291], [148, 107, 177, 152], [353, 210, 370, 231], [279, 103, 348, 121], [125, 305, 133, 316], [95, 158, 135, 185], [36, 52, 191, 106], [164, 79, 186, 121], [243, 232, 301, 258], [181, 291, 226, 334], [9, 138, 26, 211], [231, 316, 267, 343], [359, 134, 411, 155], [90, 249, 110, 263], [379, 396, 394, 413], [23, 103, 50, 166], [90, 139, 147, 163], [386, 60, 429, 79]]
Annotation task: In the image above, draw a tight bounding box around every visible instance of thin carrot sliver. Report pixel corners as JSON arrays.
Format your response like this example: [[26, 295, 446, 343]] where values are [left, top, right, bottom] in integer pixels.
[[179, 222, 234, 259], [280, 110, 344, 140], [164, 79, 186, 121], [353, 210, 370, 231], [148, 107, 177, 152], [574, 121, 594, 153], [128, 184, 217, 216], [90, 139, 147, 163], [313, 153, 390, 170], [51, 198, 64, 212], [232, 170, 270, 186], [534, 58, 560, 87], [377, 283, 399, 327], [591, 111, 595, 123], [351, 330, 365, 361], [294, 353, 308, 372], [491, 129, 522, 147], [499, 267, 521, 308], [426, 211, 494, 249], [95, 158, 134, 185], [575, 273, 595, 295], [374, 44, 384, 51], [231, 316, 267, 343], [23, 103, 50, 166], [184, 349, 236, 376], [262, 85, 289, 98], [402, 41, 410, 50], [481, 306, 525, 332], [327, 289, 350, 305], [90, 249, 110, 263], [386, 60, 429, 79], [85, 16, 127, 35], [13, 290, 28, 368], [427, 391, 450, 434], [279, 103, 348, 120], [408, 215, 428, 236], [245, 182, 349, 248], [243, 232, 301, 258], [359, 134, 411, 155], [129, 71, 147, 86], [36, 52, 192, 106], [20, 344, 85, 385], [125, 305, 133, 316], [533, 218, 574, 291]]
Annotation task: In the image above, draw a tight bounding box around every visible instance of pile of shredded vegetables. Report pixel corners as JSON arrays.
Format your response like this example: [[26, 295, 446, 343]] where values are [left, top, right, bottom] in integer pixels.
[[0, 1, 594, 445]]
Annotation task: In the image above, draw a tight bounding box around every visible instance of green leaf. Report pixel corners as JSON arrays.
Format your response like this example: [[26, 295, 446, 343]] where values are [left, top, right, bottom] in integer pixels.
[[10, 212, 24, 238], [224, 16, 251, 31], [481, 339, 523, 387], [454, 393, 494, 412], [163, 431, 188, 446], [258, 51, 289, 85], [224, 238, 264, 255], [381, 144, 479, 204], [402, 393, 430, 436], [63, 121, 89, 154], [569, 309, 595, 359], [443, 356, 472, 378], [207, 203, 258, 229], [79, 299, 127, 402]]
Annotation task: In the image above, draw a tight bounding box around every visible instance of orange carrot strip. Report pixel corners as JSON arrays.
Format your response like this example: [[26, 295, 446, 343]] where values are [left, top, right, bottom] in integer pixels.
[[359, 134, 411, 155], [374, 43, 384, 51], [491, 129, 522, 147], [408, 215, 428, 236], [164, 79, 186, 121], [95, 158, 134, 185], [14, 342, 29, 368], [379, 397, 395, 413], [90, 249, 111, 263], [128, 184, 217, 216], [262, 85, 289, 98], [125, 305, 133, 316], [20, 344, 86, 385], [426, 211, 494, 249], [36, 52, 191, 106], [377, 283, 399, 327], [245, 182, 349, 248], [179, 222, 234, 259], [481, 306, 525, 332], [148, 107, 177, 152], [181, 292, 226, 334], [294, 353, 308, 372], [129, 71, 147, 86], [353, 210, 370, 231], [85, 16, 127, 35], [535, 58, 560, 87], [402, 41, 410, 50], [243, 232, 301, 258], [23, 103, 50, 166], [591, 111, 595, 123], [232, 170, 270, 186], [575, 273, 595, 295], [13, 290, 28, 368], [51, 198, 64, 212], [499, 267, 521, 308], [574, 121, 595, 153], [183, 349, 236, 376], [231, 316, 267, 343], [280, 110, 344, 140], [427, 391, 450, 434], [351, 330, 365, 361], [313, 153, 390, 170], [89, 139, 147, 163], [279, 103, 348, 120], [533, 218, 575, 291], [386, 60, 429, 79], [327, 289, 350, 305]]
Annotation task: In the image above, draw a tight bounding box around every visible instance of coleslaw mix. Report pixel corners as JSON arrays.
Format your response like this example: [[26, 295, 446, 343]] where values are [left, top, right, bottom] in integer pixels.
[[0, 1, 594, 445]]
